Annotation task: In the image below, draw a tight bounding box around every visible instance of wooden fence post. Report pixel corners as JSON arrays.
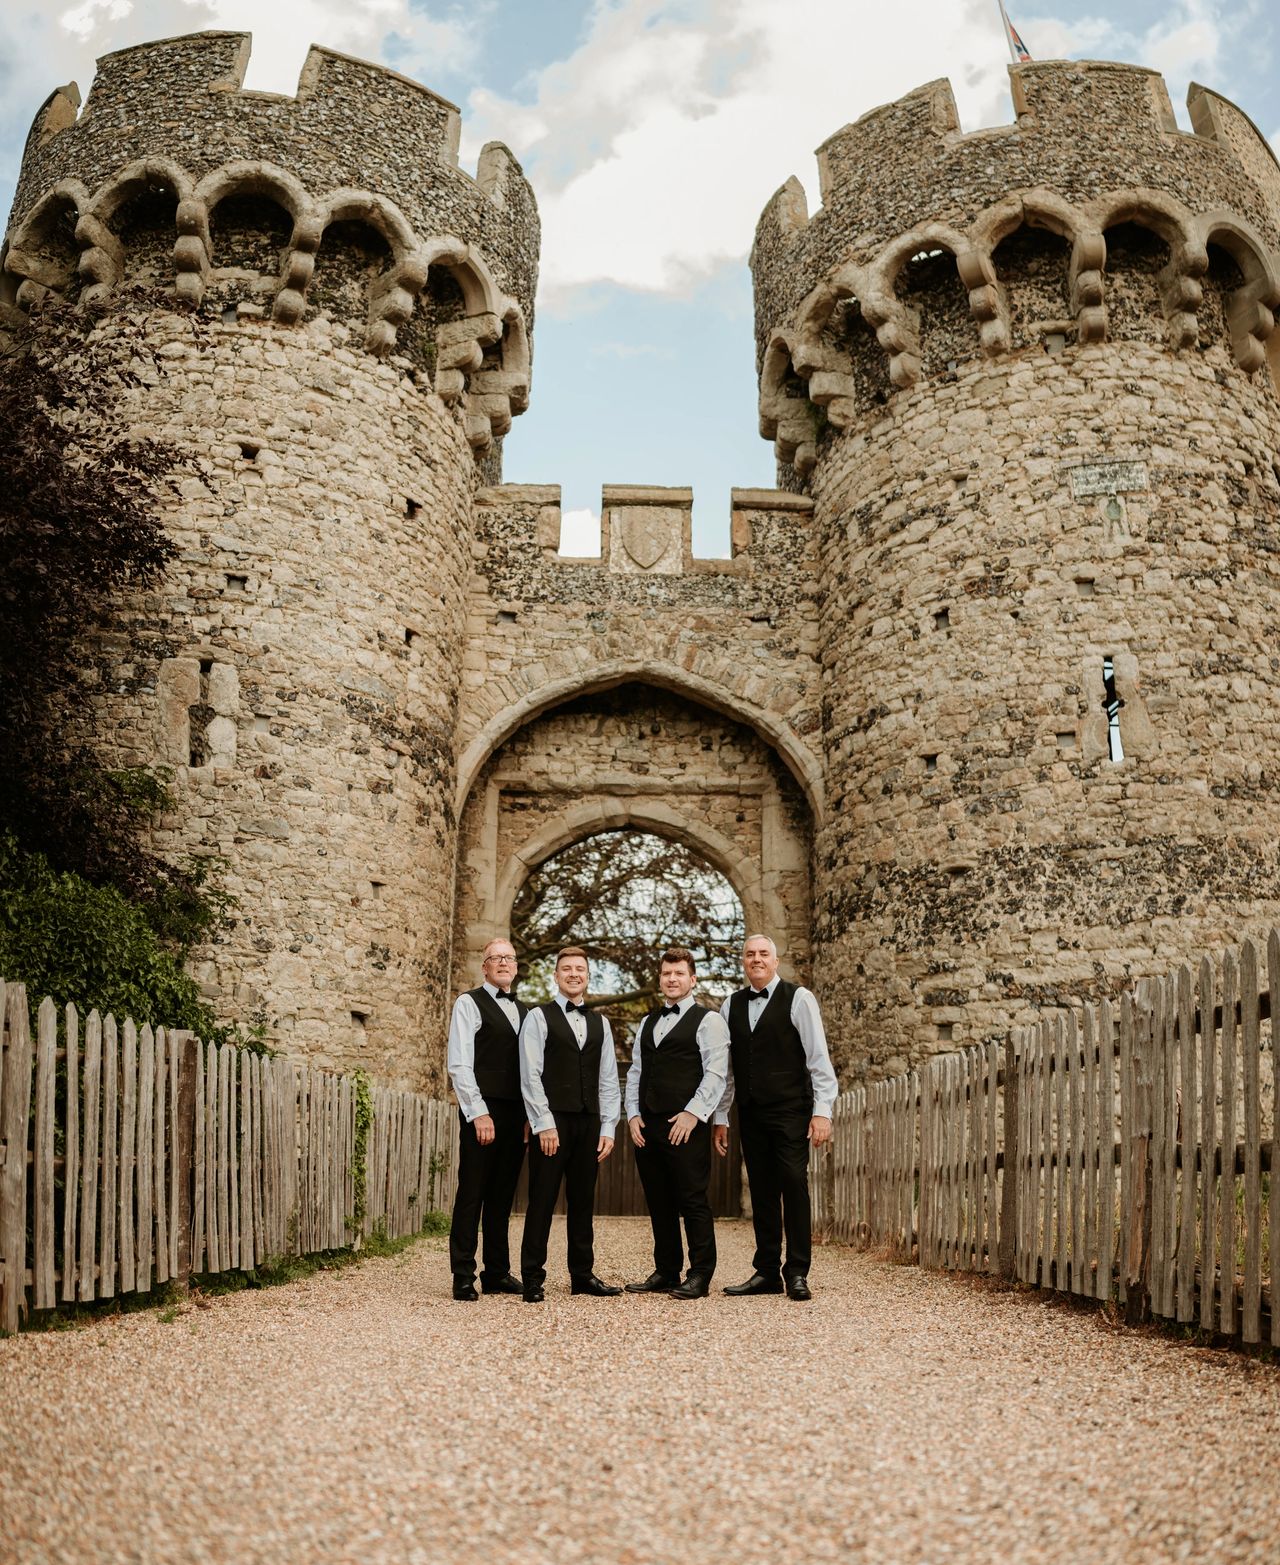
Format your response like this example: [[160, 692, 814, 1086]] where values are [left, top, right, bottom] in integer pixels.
[[171, 1031, 198, 1292], [998, 1032, 1020, 1280], [0, 984, 33, 1334], [1125, 985, 1154, 1323]]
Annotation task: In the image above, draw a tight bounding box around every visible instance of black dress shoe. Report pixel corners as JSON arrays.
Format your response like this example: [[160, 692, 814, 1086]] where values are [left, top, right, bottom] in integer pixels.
[[481, 1272, 523, 1295], [785, 1275, 812, 1301], [570, 1274, 623, 1297], [723, 1272, 784, 1296], [625, 1271, 681, 1293], [669, 1275, 711, 1299], [522, 1285, 544, 1303], [452, 1279, 479, 1302]]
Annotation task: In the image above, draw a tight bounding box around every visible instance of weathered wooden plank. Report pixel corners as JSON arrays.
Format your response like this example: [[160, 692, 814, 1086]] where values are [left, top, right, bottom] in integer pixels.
[[251, 1052, 264, 1265], [1241, 940, 1262, 1344], [1149, 980, 1168, 1318], [119, 1019, 138, 1293], [1270, 931, 1280, 1349], [227, 1046, 240, 1270], [194, 1040, 209, 1274], [154, 1029, 169, 1286], [1081, 1005, 1098, 1300], [136, 1024, 155, 1294], [0, 985, 34, 1333], [1118, 993, 1133, 1308], [62, 1004, 80, 1302], [78, 1011, 102, 1302], [172, 1032, 197, 1288], [33, 997, 58, 1309], [1067, 1010, 1084, 1294], [99, 1014, 119, 1299], [239, 1045, 252, 1270], [1098, 999, 1116, 1304], [1221, 950, 1238, 1336], [1041, 1021, 1054, 1290], [1053, 1015, 1067, 1291], [1176, 965, 1196, 1324], [1199, 957, 1217, 1333], [217, 1043, 231, 1272], [1161, 975, 1180, 1320]]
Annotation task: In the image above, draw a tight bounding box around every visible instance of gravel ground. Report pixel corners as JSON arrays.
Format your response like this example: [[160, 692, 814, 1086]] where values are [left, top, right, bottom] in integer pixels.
[[2, 1216, 1279, 1565]]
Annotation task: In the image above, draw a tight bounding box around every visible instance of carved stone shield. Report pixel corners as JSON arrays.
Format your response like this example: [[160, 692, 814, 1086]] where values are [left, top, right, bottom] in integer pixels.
[[618, 511, 668, 570]]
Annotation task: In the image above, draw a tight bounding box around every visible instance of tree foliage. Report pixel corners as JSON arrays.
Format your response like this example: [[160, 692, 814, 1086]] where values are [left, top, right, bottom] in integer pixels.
[[0, 302, 219, 947], [510, 829, 744, 1024]]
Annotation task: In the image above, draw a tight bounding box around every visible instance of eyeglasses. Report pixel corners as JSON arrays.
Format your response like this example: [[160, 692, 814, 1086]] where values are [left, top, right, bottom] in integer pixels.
[[484, 954, 516, 963]]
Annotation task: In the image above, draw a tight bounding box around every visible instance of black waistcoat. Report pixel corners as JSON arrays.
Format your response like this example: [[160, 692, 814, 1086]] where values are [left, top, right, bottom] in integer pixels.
[[637, 1004, 709, 1115], [540, 1002, 605, 1114], [727, 980, 810, 1108], [467, 986, 527, 1102]]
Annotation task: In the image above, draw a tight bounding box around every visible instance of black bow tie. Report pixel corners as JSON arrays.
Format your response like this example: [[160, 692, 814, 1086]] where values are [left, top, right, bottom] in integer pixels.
[[497, 990, 516, 999], [565, 1001, 586, 1014], [749, 989, 769, 1002], [659, 1005, 680, 1018]]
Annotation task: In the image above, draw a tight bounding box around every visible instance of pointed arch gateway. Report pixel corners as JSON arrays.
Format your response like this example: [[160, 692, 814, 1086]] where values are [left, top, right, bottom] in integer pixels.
[[451, 675, 815, 999]]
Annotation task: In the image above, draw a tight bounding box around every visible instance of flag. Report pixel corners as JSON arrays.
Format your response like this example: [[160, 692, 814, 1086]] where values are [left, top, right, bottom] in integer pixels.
[[998, 1, 1033, 62]]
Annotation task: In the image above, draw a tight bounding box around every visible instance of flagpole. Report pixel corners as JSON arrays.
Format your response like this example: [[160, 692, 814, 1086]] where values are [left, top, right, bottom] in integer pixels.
[[996, 0, 1020, 64]]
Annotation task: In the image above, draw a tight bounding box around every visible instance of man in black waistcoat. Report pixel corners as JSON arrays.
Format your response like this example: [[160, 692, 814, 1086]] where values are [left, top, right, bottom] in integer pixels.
[[517, 946, 622, 1303], [714, 934, 838, 1301], [446, 938, 529, 1301], [623, 946, 730, 1299]]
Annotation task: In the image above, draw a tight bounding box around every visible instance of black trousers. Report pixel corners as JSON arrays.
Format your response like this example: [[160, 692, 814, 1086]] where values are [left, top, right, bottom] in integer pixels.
[[449, 1098, 527, 1282], [738, 1098, 812, 1278], [520, 1109, 601, 1287], [633, 1110, 715, 1280]]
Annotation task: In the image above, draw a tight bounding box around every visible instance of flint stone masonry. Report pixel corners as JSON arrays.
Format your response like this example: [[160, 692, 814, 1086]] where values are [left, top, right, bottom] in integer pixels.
[[6, 39, 1280, 1090]]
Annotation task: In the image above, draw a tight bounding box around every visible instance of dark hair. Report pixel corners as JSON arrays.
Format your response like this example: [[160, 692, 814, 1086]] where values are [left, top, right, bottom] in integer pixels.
[[659, 946, 696, 974], [555, 946, 589, 967]]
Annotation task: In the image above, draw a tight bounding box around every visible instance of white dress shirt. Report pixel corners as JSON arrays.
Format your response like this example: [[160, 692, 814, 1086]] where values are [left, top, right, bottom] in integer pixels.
[[715, 976, 838, 1125], [519, 990, 621, 1139], [446, 980, 523, 1123], [624, 994, 730, 1123]]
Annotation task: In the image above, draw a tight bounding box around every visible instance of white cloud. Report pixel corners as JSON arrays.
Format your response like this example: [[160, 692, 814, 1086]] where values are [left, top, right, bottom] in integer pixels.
[[559, 506, 602, 556], [464, 0, 1255, 302]]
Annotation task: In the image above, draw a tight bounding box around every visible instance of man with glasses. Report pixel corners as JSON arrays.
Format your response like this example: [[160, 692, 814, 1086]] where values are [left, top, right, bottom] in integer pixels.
[[446, 938, 529, 1300]]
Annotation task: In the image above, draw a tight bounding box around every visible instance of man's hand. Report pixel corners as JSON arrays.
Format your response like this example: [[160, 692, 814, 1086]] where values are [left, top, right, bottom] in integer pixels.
[[712, 1124, 729, 1157], [538, 1128, 560, 1157], [628, 1115, 646, 1149], [473, 1113, 495, 1146], [667, 1110, 698, 1145], [597, 1135, 615, 1162], [808, 1115, 832, 1147], [523, 1120, 531, 1144]]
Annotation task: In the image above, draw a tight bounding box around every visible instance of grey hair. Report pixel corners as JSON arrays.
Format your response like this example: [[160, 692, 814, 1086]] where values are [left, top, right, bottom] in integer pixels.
[[481, 937, 516, 960], [742, 934, 778, 958]]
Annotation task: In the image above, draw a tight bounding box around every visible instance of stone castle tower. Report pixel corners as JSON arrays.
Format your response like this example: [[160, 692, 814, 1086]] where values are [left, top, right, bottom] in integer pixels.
[[4, 39, 1280, 1088]]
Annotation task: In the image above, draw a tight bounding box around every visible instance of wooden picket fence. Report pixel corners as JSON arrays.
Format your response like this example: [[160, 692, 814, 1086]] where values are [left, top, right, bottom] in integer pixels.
[[0, 979, 458, 1333], [811, 930, 1278, 1345]]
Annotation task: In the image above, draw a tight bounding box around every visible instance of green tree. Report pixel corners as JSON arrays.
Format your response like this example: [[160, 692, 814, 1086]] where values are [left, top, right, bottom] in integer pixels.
[[510, 829, 744, 1027]]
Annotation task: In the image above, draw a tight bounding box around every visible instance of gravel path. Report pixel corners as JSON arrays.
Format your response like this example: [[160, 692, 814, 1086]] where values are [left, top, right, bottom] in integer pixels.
[[2, 1216, 1279, 1565]]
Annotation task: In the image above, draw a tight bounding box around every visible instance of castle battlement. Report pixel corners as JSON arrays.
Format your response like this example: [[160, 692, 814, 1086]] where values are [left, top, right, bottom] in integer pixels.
[[3, 32, 540, 457], [752, 59, 1280, 479]]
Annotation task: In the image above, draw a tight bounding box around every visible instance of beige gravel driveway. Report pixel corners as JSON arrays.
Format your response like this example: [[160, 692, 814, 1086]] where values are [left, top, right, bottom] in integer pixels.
[[2, 1215, 1278, 1565]]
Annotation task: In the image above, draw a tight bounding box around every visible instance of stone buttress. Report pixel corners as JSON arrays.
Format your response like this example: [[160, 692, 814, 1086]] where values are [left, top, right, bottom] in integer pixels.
[[1, 31, 540, 1084], [752, 60, 1280, 1075]]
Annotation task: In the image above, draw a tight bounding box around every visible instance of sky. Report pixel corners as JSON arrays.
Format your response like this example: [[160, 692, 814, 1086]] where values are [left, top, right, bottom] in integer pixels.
[[1, 0, 1277, 556]]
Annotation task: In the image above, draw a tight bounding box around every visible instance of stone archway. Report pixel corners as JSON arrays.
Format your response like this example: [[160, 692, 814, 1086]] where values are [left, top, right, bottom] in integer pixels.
[[451, 681, 812, 996]]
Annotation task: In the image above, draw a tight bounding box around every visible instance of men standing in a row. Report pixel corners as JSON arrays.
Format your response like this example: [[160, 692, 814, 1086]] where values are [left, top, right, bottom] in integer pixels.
[[446, 938, 528, 1301], [624, 946, 729, 1299], [715, 934, 837, 1301], [518, 946, 622, 1303]]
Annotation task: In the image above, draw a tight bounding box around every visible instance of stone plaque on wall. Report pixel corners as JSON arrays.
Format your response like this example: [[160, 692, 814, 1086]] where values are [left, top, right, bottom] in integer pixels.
[[1067, 459, 1150, 498], [608, 504, 684, 573]]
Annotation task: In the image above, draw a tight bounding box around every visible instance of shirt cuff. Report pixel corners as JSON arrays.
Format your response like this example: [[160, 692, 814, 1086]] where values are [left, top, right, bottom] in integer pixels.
[[685, 1101, 709, 1121], [813, 1102, 834, 1120], [713, 1111, 729, 1127], [530, 1113, 555, 1134], [599, 1119, 618, 1140], [463, 1099, 489, 1122]]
